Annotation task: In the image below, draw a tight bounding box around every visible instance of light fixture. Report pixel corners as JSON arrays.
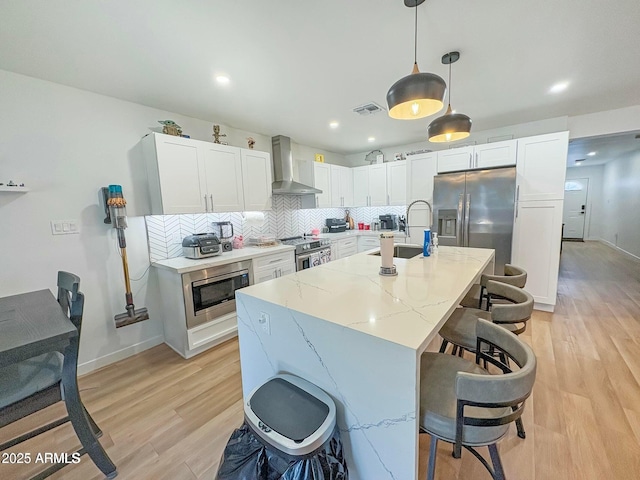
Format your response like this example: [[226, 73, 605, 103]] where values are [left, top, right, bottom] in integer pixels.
[[368, 137, 376, 142], [329, 121, 339, 129], [428, 51, 472, 143], [575, 159, 584, 165], [215, 75, 230, 85], [587, 151, 596, 156], [386, 0, 446, 120], [549, 81, 569, 94]]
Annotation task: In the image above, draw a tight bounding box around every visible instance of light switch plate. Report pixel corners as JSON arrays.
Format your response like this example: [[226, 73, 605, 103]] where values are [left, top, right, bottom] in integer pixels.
[[51, 220, 80, 235], [258, 312, 271, 335]]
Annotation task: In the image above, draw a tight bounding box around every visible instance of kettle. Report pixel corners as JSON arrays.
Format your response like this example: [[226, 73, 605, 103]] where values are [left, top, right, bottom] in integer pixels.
[[371, 221, 380, 231]]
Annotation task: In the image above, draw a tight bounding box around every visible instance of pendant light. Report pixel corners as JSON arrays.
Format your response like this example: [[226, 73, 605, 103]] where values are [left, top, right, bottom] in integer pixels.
[[386, 0, 446, 120], [428, 51, 472, 142]]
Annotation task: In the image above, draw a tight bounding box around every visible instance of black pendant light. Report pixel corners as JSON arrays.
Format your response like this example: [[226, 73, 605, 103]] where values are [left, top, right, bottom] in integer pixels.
[[386, 0, 446, 120], [428, 51, 472, 142]]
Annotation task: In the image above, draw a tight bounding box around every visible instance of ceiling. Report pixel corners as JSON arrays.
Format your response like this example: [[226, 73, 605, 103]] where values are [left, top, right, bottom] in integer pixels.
[[567, 130, 640, 168], [2, 0, 640, 155]]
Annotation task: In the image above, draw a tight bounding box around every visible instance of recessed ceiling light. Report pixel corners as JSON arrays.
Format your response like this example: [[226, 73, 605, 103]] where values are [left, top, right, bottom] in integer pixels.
[[329, 121, 339, 129], [215, 75, 230, 85], [549, 81, 569, 94], [587, 151, 596, 156], [368, 137, 375, 142]]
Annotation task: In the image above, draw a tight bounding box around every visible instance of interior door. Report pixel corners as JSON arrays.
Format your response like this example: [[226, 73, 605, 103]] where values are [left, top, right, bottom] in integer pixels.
[[562, 178, 589, 239], [432, 172, 466, 247], [465, 168, 516, 274]]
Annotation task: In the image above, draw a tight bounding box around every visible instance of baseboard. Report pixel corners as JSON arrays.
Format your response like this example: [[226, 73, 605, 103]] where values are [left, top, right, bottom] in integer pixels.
[[78, 335, 164, 376], [534, 302, 555, 313], [597, 239, 640, 261]]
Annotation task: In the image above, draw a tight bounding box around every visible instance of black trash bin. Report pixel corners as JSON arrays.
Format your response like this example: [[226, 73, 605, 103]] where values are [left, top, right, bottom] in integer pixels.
[[215, 374, 348, 480]]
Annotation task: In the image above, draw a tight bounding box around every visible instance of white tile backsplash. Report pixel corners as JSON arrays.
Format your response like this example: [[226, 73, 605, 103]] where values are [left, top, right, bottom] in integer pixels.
[[145, 199, 407, 261]]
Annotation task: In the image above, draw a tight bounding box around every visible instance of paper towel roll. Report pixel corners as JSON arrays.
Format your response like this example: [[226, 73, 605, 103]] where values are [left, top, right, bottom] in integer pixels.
[[380, 233, 395, 269], [242, 211, 265, 228]]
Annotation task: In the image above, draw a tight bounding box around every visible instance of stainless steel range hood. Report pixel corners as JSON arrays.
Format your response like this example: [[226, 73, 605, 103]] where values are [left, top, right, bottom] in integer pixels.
[[271, 135, 322, 195]]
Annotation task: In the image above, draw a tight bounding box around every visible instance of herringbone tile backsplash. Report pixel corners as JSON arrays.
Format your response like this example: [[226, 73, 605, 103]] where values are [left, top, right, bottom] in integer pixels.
[[146, 198, 406, 261]]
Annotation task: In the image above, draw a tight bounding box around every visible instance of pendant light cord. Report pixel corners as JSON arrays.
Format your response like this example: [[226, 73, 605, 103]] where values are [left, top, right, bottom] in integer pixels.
[[414, 2, 418, 65], [448, 60, 452, 106]]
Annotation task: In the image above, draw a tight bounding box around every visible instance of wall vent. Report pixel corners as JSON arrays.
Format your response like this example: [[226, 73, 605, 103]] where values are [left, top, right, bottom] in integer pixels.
[[353, 102, 386, 116]]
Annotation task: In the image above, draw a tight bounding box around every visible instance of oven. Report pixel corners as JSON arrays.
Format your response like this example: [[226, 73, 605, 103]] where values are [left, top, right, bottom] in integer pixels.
[[296, 246, 332, 271], [182, 260, 253, 328]]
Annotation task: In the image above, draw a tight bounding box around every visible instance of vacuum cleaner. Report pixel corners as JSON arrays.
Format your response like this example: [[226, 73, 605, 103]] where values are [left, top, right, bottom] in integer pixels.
[[103, 185, 150, 328]]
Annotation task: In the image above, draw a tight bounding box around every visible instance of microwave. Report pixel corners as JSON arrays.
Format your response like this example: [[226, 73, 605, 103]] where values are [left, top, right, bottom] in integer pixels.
[[182, 260, 253, 329]]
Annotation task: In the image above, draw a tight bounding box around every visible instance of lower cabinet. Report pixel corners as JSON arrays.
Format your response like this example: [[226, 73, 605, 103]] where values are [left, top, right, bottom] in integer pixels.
[[511, 199, 563, 310], [358, 236, 380, 253], [252, 251, 296, 283], [336, 237, 358, 258]]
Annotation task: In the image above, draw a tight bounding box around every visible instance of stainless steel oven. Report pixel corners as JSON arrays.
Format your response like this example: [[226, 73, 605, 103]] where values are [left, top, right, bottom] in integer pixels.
[[182, 260, 253, 328], [296, 246, 332, 271]]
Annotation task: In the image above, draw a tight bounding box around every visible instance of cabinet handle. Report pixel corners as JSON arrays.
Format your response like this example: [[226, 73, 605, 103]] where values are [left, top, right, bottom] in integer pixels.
[[474, 152, 478, 168], [203, 195, 209, 212], [469, 153, 473, 169], [387, 193, 390, 205], [278, 268, 282, 277], [209, 194, 214, 211], [515, 185, 520, 219], [316, 196, 319, 208]]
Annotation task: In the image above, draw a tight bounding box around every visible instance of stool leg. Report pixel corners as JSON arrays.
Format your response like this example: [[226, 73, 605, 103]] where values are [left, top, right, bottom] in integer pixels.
[[84, 406, 102, 437], [488, 443, 506, 480], [515, 414, 526, 439], [439, 339, 449, 353], [427, 436, 438, 480]]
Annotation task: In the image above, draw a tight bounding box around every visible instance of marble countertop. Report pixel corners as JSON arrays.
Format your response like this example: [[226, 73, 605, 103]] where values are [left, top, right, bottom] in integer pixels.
[[316, 230, 406, 240], [238, 246, 494, 352], [152, 244, 295, 274]]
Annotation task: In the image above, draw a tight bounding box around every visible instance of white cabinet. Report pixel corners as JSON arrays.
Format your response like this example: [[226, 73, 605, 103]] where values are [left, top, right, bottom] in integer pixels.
[[386, 161, 407, 205], [336, 237, 358, 258], [330, 165, 354, 207], [313, 163, 332, 208], [201, 143, 244, 212], [437, 140, 516, 173], [143, 133, 272, 214], [241, 149, 273, 211], [352, 164, 388, 207], [407, 153, 437, 203], [358, 236, 379, 253], [516, 132, 569, 201], [252, 251, 296, 284], [511, 200, 563, 309], [145, 134, 207, 214]]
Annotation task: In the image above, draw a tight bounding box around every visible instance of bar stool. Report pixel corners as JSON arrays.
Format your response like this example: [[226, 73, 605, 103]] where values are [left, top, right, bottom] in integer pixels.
[[420, 319, 537, 480], [460, 264, 527, 310]]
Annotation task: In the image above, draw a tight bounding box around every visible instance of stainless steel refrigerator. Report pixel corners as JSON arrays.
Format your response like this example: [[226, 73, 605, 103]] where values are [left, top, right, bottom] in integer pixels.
[[433, 167, 516, 274]]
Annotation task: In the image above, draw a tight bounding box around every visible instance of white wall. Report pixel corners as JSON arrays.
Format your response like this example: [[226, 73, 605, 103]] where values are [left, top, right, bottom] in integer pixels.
[[0, 69, 270, 373], [292, 142, 348, 166], [600, 149, 640, 258], [568, 105, 640, 140]]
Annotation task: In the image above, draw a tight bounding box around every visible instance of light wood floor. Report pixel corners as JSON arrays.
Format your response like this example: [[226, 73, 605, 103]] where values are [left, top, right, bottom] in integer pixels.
[[1, 241, 639, 480]]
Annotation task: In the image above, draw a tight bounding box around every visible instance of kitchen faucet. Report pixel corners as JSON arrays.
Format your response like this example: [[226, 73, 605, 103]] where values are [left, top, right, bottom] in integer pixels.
[[406, 199, 433, 240]]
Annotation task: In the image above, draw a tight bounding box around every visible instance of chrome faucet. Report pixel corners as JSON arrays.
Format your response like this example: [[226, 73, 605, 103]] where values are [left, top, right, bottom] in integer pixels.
[[406, 199, 433, 239]]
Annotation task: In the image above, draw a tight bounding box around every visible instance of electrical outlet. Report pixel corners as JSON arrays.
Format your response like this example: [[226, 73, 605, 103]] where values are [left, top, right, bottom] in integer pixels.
[[50, 220, 80, 235], [258, 312, 271, 335]]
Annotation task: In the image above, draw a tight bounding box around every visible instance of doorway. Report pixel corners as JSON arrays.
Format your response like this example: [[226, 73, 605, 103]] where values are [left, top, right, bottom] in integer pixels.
[[562, 178, 589, 240]]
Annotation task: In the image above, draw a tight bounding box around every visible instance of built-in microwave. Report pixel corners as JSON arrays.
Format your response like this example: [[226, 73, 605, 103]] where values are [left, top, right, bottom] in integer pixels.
[[182, 260, 253, 329]]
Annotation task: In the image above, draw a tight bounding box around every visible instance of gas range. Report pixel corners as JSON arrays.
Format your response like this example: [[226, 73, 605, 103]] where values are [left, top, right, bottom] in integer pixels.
[[279, 236, 331, 255]]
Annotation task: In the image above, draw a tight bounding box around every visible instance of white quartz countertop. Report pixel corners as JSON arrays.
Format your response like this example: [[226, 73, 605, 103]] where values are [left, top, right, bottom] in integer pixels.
[[238, 246, 494, 352], [152, 244, 295, 274]]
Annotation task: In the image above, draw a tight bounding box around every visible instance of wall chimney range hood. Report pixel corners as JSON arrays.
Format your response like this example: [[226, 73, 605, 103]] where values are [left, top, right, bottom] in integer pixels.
[[271, 135, 322, 195]]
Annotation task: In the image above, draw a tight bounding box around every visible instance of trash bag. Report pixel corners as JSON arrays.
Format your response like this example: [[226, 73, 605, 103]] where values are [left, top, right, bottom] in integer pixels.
[[215, 423, 348, 480]]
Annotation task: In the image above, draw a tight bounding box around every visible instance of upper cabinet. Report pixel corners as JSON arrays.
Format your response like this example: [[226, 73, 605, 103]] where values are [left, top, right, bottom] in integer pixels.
[[437, 139, 516, 173], [516, 132, 569, 202], [352, 164, 388, 206], [143, 133, 272, 214], [386, 161, 407, 206], [330, 164, 354, 207], [313, 162, 332, 208], [352, 166, 369, 206], [407, 153, 437, 203]]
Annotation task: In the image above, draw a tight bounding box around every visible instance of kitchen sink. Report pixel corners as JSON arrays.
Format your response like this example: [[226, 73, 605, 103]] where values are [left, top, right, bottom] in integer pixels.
[[369, 244, 423, 259]]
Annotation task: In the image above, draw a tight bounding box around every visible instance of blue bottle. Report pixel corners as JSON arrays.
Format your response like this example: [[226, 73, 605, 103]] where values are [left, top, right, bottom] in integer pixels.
[[423, 229, 431, 257]]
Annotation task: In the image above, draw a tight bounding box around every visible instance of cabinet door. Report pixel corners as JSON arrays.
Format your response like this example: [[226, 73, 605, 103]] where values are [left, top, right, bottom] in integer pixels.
[[330, 165, 343, 207], [253, 268, 276, 284], [242, 149, 273, 211], [358, 236, 379, 253], [368, 164, 388, 206], [437, 147, 473, 173], [278, 263, 296, 277], [516, 132, 569, 201], [511, 199, 563, 308], [387, 160, 407, 205], [340, 167, 354, 207], [474, 140, 516, 169], [313, 163, 332, 208], [352, 166, 369, 206], [407, 153, 437, 203], [153, 135, 207, 214], [201, 143, 244, 212]]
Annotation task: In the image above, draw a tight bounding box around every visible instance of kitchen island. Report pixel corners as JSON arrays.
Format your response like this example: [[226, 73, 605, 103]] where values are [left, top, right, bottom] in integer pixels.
[[236, 246, 494, 480]]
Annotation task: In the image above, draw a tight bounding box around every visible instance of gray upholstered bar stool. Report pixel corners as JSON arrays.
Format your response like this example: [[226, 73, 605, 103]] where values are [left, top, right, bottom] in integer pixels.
[[420, 319, 537, 480], [460, 264, 527, 310]]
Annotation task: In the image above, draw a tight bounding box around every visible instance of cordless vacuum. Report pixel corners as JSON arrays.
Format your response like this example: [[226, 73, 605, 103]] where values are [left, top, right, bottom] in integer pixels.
[[103, 185, 150, 328]]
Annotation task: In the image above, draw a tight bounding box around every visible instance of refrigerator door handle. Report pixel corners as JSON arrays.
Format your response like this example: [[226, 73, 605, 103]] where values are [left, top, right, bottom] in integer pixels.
[[464, 194, 471, 246], [457, 193, 464, 247]]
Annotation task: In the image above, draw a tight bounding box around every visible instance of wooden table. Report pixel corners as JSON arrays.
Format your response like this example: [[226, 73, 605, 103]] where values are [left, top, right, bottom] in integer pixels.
[[0, 289, 117, 479]]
